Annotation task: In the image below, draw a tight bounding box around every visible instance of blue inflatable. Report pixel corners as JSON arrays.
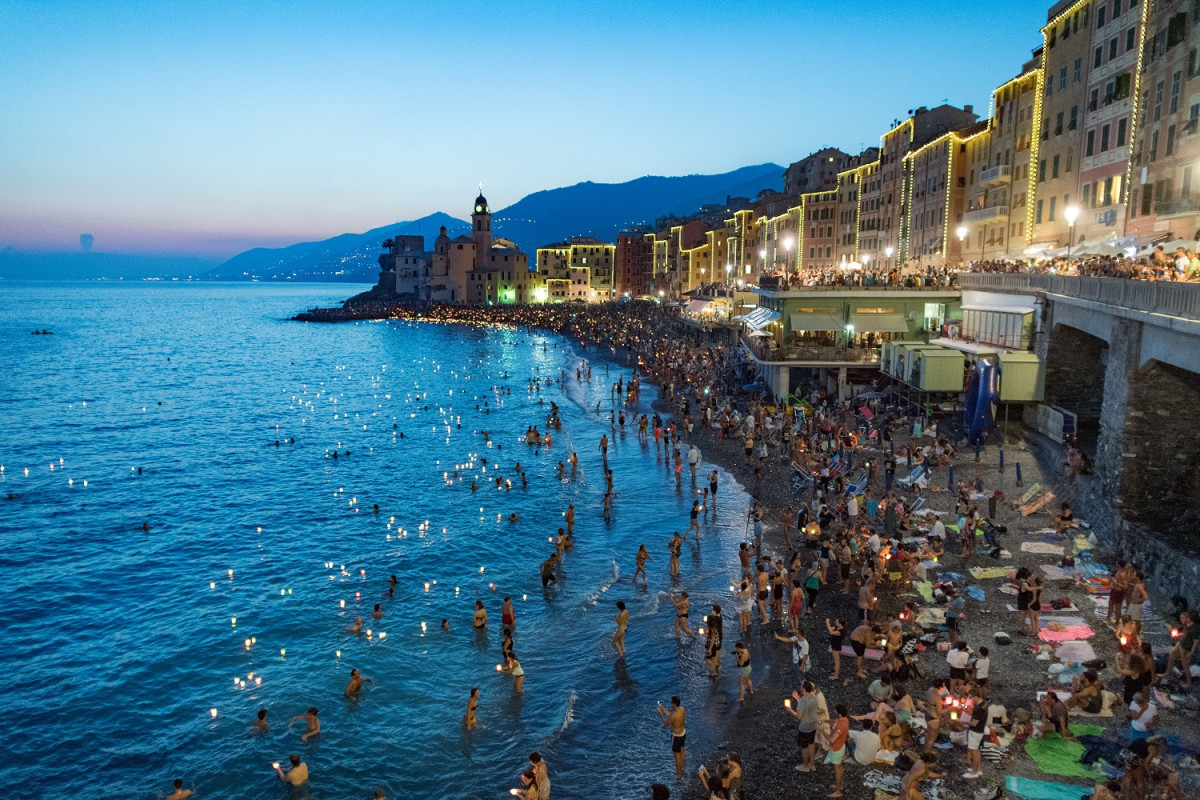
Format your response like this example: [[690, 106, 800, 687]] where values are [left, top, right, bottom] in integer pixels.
[[963, 359, 1000, 446]]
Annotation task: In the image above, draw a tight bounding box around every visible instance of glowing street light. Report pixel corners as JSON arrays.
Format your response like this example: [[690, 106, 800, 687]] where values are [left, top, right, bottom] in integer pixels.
[[885, 246, 894, 265], [1064, 205, 1080, 261]]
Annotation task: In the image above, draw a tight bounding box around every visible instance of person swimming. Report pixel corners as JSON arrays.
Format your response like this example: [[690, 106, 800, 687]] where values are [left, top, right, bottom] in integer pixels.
[[346, 617, 363, 633], [344, 668, 375, 700]]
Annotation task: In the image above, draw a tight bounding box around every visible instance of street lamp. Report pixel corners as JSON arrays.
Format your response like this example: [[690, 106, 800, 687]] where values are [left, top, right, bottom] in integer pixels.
[[1064, 205, 1080, 261], [885, 246, 894, 268], [956, 225, 969, 266], [783, 236, 794, 275]]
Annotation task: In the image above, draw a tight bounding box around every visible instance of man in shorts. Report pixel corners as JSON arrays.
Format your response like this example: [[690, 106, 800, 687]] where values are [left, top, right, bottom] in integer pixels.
[[850, 621, 873, 678], [964, 688, 986, 779], [656, 696, 687, 776], [786, 681, 820, 773]]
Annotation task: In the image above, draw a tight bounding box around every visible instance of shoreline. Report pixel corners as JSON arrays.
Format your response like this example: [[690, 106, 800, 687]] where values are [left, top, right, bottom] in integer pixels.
[[297, 296, 1196, 800]]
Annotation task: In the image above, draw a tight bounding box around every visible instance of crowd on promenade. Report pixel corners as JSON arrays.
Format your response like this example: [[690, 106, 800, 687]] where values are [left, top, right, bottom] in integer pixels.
[[966, 244, 1200, 282]]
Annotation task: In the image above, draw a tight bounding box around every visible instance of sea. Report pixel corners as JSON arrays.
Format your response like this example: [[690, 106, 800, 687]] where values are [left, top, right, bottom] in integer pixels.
[[0, 282, 759, 800]]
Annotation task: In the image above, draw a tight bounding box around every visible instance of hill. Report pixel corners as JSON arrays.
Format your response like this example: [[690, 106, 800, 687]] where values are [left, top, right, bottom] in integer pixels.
[[213, 163, 784, 281], [205, 212, 469, 283]]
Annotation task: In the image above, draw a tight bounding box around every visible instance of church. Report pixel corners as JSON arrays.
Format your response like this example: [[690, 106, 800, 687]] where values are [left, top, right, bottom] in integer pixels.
[[379, 191, 536, 305]]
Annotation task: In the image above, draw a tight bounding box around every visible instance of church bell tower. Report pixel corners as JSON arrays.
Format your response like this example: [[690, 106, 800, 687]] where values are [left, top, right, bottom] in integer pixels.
[[472, 188, 492, 264]]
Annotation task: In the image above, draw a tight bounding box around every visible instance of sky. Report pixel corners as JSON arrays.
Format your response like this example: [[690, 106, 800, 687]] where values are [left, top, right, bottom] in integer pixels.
[[0, 0, 1055, 260]]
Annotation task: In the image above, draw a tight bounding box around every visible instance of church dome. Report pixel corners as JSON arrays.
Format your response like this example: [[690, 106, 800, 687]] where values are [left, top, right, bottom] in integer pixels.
[[473, 193, 489, 214]]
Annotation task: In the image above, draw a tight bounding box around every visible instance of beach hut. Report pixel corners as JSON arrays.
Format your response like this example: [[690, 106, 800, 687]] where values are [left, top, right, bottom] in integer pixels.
[[912, 349, 966, 392], [998, 351, 1045, 402]]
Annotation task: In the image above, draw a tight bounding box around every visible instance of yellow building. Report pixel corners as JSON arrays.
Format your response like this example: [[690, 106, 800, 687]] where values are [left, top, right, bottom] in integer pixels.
[[535, 237, 616, 303]]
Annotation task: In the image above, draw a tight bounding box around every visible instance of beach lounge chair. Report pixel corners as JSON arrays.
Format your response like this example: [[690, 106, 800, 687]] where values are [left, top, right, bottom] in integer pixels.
[[896, 464, 926, 489]]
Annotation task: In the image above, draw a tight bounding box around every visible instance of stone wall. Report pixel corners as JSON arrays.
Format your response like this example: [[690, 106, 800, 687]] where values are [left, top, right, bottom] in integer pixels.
[[1043, 323, 1107, 424], [1120, 360, 1200, 525]]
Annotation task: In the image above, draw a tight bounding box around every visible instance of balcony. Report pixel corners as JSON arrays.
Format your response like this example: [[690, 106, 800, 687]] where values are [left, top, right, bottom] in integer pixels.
[[963, 205, 1011, 224], [740, 332, 881, 365], [1155, 196, 1200, 216], [980, 165, 1012, 186]]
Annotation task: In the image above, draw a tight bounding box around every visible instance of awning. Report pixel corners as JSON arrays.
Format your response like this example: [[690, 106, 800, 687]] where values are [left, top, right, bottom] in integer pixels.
[[685, 299, 712, 314], [1023, 242, 1057, 256], [740, 307, 781, 330], [789, 313, 844, 331], [962, 304, 1036, 314], [849, 313, 910, 333]]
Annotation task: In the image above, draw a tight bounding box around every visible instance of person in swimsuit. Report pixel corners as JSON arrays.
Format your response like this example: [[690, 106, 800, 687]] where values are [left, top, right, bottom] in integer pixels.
[[670, 592, 697, 638], [754, 564, 771, 624], [613, 601, 629, 656], [346, 617, 363, 633], [464, 687, 479, 730], [733, 641, 754, 700], [708, 470, 718, 505], [900, 753, 944, 800], [668, 531, 683, 576], [287, 708, 320, 741], [687, 501, 701, 539], [473, 600, 488, 629], [826, 617, 846, 680], [501, 596, 516, 635], [733, 580, 754, 633], [850, 622, 873, 678], [704, 605, 724, 675], [634, 545, 653, 582], [500, 654, 524, 692], [344, 668, 375, 700], [657, 696, 687, 777], [540, 555, 557, 587]]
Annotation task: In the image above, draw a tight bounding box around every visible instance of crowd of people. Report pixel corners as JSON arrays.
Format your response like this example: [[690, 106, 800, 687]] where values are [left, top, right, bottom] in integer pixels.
[[262, 290, 1200, 800]]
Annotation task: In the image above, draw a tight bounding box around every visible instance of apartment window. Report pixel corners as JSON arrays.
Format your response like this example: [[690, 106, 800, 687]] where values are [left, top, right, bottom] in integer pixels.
[[1090, 88, 1100, 110], [1154, 81, 1164, 121], [1183, 166, 1193, 199], [1117, 117, 1128, 146], [1042, 120, 1050, 140], [1127, 27, 1136, 52], [1191, 48, 1198, 78], [1169, 71, 1181, 114], [1166, 125, 1176, 156], [1060, 67, 1068, 90], [1110, 37, 1119, 59], [1141, 186, 1153, 215], [1150, 129, 1159, 161], [1036, 198, 1044, 223], [1049, 196, 1057, 222], [1113, 0, 1122, 16], [1087, 129, 1096, 156], [1039, 159, 1047, 182], [1052, 154, 1060, 178], [1101, 124, 1111, 151], [1054, 112, 1063, 136], [1074, 58, 1082, 82], [1097, 5, 1107, 26], [1069, 105, 1078, 130], [1168, 13, 1188, 48], [1094, 46, 1104, 68]]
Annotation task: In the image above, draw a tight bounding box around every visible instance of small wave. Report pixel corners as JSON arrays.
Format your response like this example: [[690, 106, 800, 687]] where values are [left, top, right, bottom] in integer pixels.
[[583, 560, 622, 607]]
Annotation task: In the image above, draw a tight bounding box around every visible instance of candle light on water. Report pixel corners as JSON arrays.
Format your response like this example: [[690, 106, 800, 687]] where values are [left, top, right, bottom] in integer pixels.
[[210, 708, 218, 718], [280, 649, 286, 657]]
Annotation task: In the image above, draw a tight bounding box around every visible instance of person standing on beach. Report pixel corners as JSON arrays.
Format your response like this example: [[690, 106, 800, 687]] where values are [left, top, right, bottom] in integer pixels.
[[613, 601, 629, 656], [828, 704, 850, 798], [708, 470, 718, 506], [786, 682, 820, 773], [540, 554, 558, 587], [599, 434, 609, 463], [704, 605, 724, 675], [733, 641, 754, 701], [501, 596, 516, 635], [688, 444, 700, 479], [754, 564, 771, 624], [657, 696, 687, 777], [850, 622, 873, 678], [565, 504, 575, 535]]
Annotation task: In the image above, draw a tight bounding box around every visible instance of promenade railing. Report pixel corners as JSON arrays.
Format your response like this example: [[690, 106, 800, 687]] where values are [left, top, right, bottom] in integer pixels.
[[958, 273, 1200, 321]]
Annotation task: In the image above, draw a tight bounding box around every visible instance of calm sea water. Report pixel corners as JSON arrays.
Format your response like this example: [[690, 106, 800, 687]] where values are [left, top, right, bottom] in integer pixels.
[[0, 283, 757, 800]]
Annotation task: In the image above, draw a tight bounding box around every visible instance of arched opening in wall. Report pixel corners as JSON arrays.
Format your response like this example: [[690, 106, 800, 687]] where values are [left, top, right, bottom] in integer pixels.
[[1044, 323, 1108, 454], [1120, 360, 1200, 537]]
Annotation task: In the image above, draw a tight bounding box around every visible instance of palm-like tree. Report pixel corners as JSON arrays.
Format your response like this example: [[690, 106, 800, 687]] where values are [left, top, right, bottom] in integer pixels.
[[381, 238, 394, 250]]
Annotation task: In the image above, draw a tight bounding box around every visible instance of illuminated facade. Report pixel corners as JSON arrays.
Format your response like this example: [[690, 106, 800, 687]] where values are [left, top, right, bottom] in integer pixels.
[[535, 237, 617, 303], [431, 192, 531, 304]]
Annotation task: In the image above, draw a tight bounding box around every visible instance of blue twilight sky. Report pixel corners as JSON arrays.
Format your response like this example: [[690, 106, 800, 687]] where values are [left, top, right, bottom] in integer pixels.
[[0, 0, 1054, 259]]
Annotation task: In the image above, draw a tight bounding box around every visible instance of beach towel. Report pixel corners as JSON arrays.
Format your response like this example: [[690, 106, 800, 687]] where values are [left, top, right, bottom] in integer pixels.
[[967, 585, 986, 602], [1040, 616, 1087, 627], [1038, 625, 1094, 642], [1071, 690, 1117, 717], [1054, 640, 1098, 663], [970, 566, 1012, 579], [915, 608, 946, 628], [1021, 542, 1066, 555], [1024, 726, 1104, 778], [913, 580, 935, 602], [1040, 565, 1075, 581], [1005, 775, 1097, 800]]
